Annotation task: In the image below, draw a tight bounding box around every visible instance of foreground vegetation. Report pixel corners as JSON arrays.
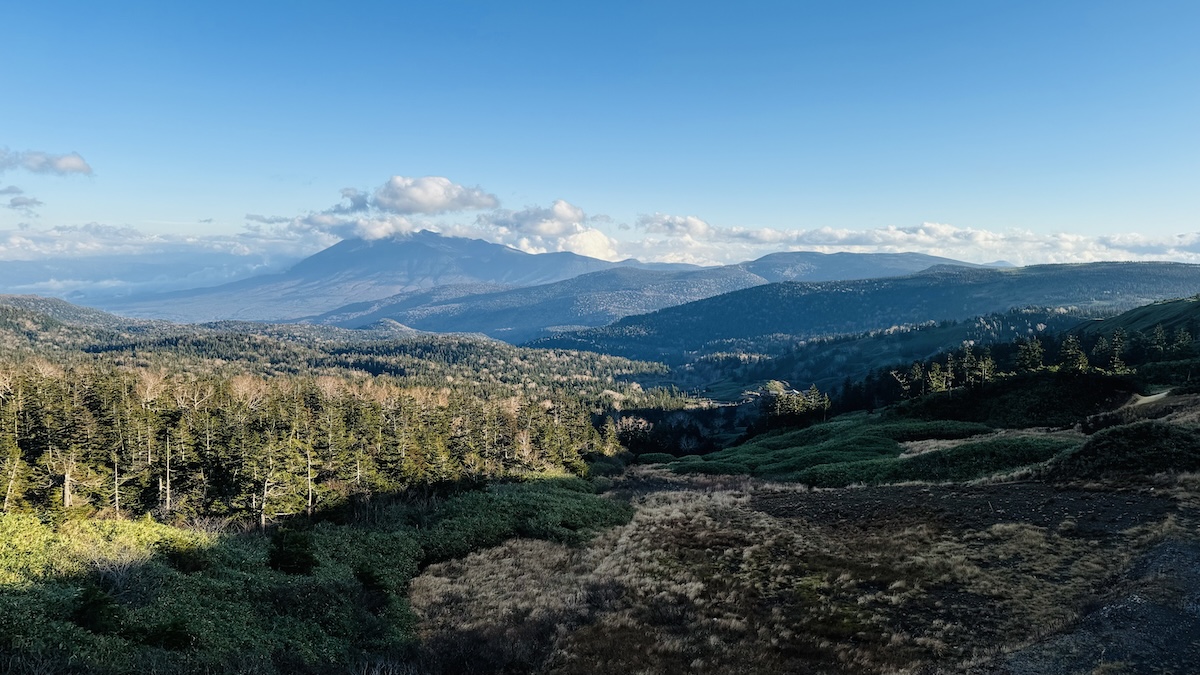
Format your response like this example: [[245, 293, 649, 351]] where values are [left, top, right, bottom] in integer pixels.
[[0, 478, 632, 674], [2, 295, 1199, 673]]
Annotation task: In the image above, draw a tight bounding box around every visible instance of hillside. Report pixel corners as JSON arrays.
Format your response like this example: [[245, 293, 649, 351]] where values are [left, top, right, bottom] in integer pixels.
[[532, 262, 1200, 362], [1, 293, 1198, 674], [737, 250, 985, 282], [301, 250, 987, 341], [680, 309, 1088, 399], [94, 231, 697, 323], [80, 232, 988, 330], [305, 265, 768, 341], [1075, 294, 1200, 339]]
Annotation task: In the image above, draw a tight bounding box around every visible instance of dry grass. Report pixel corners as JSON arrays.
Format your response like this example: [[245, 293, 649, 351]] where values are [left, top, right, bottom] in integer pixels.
[[901, 427, 1086, 458], [407, 471, 1194, 675]]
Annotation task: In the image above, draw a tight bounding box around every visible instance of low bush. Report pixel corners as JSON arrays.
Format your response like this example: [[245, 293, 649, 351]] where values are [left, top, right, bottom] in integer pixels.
[[268, 528, 319, 575], [1049, 421, 1200, 480], [586, 455, 626, 477], [636, 452, 676, 464], [419, 480, 634, 563]]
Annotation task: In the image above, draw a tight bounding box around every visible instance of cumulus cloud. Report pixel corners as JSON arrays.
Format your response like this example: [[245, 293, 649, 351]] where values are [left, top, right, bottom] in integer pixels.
[[371, 176, 497, 214], [0, 186, 22, 195], [636, 213, 715, 239], [477, 200, 620, 260], [242, 176, 620, 260], [0, 148, 93, 175]]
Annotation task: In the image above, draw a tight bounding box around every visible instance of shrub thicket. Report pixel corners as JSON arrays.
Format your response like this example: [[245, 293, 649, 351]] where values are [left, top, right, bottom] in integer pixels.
[[1050, 421, 1200, 480], [0, 478, 633, 674]]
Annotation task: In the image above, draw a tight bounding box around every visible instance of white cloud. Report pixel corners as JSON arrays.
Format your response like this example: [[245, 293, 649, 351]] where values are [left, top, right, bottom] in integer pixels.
[[636, 213, 715, 239], [477, 200, 620, 260], [245, 213, 292, 225], [617, 216, 1200, 266], [246, 179, 622, 260], [371, 176, 497, 214], [0, 186, 22, 195], [0, 148, 93, 175], [0, 221, 333, 264]]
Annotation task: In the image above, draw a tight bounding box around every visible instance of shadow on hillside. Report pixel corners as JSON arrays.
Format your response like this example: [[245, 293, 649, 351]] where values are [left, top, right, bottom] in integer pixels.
[[0, 475, 632, 675]]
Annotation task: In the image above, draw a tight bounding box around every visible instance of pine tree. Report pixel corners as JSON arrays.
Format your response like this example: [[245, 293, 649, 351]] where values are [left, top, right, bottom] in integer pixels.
[[1059, 335, 1090, 373], [1110, 328, 1128, 373], [1016, 337, 1044, 373]]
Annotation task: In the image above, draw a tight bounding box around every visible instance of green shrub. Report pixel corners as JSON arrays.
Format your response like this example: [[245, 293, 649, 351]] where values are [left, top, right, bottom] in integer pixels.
[[587, 455, 626, 477], [0, 514, 58, 583], [636, 452, 676, 464], [1050, 421, 1200, 479], [70, 585, 123, 635], [419, 481, 633, 563], [268, 528, 319, 575], [160, 539, 212, 574], [871, 420, 993, 442]]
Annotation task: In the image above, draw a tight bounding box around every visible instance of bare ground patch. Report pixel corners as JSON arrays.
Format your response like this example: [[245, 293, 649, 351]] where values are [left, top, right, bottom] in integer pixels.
[[408, 471, 1193, 674]]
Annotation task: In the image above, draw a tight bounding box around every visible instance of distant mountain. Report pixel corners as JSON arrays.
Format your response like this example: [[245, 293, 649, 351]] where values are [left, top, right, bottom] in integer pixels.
[[305, 265, 768, 341], [734, 251, 983, 282], [531, 262, 1200, 362], [303, 250, 987, 341], [87, 232, 986, 327], [96, 231, 699, 322]]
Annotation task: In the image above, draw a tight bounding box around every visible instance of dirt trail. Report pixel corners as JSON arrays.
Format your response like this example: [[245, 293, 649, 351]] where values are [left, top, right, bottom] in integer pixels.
[[1129, 390, 1171, 406]]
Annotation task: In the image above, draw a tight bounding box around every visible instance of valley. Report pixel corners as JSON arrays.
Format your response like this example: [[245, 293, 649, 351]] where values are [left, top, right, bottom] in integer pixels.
[[0, 278, 1198, 674], [8, 4, 1197, 673]]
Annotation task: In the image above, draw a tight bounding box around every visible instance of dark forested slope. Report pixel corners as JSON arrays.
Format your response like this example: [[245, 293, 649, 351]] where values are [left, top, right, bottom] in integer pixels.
[[533, 262, 1200, 361]]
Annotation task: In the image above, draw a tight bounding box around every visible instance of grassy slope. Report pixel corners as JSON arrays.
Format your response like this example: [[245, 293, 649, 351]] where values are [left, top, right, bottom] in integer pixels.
[[0, 479, 632, 675]]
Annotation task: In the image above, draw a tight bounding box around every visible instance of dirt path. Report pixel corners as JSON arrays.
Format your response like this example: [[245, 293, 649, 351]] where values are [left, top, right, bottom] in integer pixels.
[[1130, 390, 1172, 406]]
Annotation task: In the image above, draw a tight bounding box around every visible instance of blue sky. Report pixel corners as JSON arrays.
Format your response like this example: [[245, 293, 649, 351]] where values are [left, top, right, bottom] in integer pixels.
[[2, 0, 1199, 267]]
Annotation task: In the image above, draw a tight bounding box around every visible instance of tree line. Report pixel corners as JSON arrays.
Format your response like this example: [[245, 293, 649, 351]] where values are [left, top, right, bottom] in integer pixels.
[[0, 360, 619, 525], [837, 323, 1195, 412]]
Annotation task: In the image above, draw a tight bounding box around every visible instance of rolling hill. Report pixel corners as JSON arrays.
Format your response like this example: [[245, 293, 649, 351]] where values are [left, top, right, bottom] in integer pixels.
[[85, 231, 985, 329], [531, 262, 1200, 362], [300, 250, 986, 341]]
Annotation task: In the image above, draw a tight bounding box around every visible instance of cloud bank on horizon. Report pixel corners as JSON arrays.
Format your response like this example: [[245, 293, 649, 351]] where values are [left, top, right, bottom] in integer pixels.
[[3, 168, 1200, 271]]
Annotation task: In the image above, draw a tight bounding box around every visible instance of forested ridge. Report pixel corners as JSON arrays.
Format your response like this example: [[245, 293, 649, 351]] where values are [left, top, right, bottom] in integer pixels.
[[533, 261, 1200, 361]]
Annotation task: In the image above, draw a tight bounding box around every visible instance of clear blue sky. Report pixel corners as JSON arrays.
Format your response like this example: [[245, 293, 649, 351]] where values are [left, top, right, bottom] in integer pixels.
[[2, 0, 1199, 265]]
